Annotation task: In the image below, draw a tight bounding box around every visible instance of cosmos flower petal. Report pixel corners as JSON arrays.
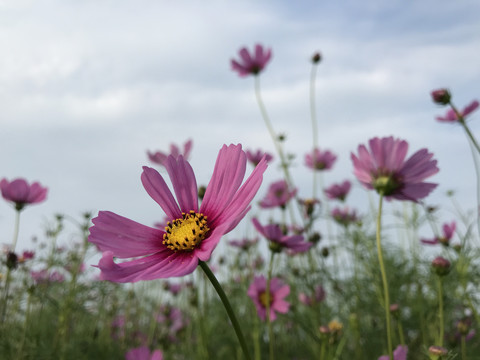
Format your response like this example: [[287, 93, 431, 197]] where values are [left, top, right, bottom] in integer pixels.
[[420, 237, 438, 245], [400, 149, 439, 182], [89, 211, 166, 258], [214, 157, 267, 229], [443, 222, 456, 239], [194, 223, 230, 261], [98, 250, 198, 283], [165, 155, 199, 213], [141, 166, 182, 220], [395, 182, 438, 202], [201, 144, 247, 224]]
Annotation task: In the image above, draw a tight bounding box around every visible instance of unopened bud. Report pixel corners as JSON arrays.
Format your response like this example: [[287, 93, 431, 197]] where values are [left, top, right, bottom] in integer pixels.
[[311, 52, 322, 64], [431, 256, 451, 276], [431, 89, 451, 105], [428, 345, 448, 359], [198, 185, 206, 200]]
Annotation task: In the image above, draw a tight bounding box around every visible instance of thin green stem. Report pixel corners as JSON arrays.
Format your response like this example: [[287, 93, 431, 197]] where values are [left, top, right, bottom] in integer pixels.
[[375, 194, 393, 360], [266, 251, 275, 360], [199, 261, 252, 360], [437, 276, 444, 347], [461, 334, 467, 360], [11, 210, 21, 252], [310, 62, 319, 198]]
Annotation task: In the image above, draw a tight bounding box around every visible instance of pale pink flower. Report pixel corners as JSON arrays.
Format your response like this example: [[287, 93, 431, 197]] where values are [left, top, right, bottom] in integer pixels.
[[248, 275, 290, 321], [125, 347, 163, 360], [305, 148, 337, 171], [229, 237, 258, 250], [351, 136, 439, 202], [0, 178, 48, 211], [231, 44, 272, 77], [252, 218, 312, 254], [436, 100, 479, 123], [331, 207, 359, 227], [246, 149, 273, 166], [378, 345, 408, 360], [259, 180, 297, 209], [421, 221, 456, 246], [324, 180, 351, 201], [298, 285, 326, 306], [89, 144, 267, 282], [147, 139, 193, 167]]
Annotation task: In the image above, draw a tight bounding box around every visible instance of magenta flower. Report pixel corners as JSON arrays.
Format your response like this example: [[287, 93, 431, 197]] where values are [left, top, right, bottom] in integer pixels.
[[231, 44, 272, 77], [229, 237, 258, 250], [421, 221, 456, 246], [247, 275, 290, 321], [259, 180, 297, 209], [324, 180, 352, 201], [351, 136, 439, 202], [125, 347, 163, 360], [88, 144, 267, 282], [298, 285, 326, 306], [331, 207, 359, 227], [252, 218, 312, 254], [246, 149, 274, 166], [31, 269, 65, 284], [0, 178, 48, 211], [378, 345, 408, 360], [305, 148, 337, 171], [147, 139, 193, 167], [436, 100, 479, 123]]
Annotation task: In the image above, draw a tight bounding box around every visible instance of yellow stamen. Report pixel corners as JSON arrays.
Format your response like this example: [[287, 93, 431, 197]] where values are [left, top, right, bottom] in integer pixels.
[[259, 291, 273, 307], [163, 211, 209, 252]]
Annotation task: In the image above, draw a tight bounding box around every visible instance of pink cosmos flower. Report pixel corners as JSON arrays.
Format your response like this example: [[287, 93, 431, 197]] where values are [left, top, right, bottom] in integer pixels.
[[88, 144, 267, 282], [421, 221, 456, 246], [252, 218, 312, 254], [0, 178, 48, 211], [31, 269, 65, 284], [147, 139, 193, 167], [378, 345, 408, 360], [125, 347, 163, 360], [436, 100, 479, 123], [231, 44, 272, 77], [298, 285, 326, 306], [331, 207, 359, 227], [246, 149, 274, 166], [259, 180, 297, 209], [324, 180, 352, 201], [305, 148, 337, 171], [247, 275, 290, 321], [351, 136, 439, 202], [229, 237, 258, 250]]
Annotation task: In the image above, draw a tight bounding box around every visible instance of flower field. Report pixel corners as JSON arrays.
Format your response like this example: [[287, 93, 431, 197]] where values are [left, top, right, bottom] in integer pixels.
[[1, 44, 480, 360]]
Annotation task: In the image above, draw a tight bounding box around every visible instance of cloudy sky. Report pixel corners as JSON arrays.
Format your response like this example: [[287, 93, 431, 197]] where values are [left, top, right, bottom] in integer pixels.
[[1, 0, 479, 253]]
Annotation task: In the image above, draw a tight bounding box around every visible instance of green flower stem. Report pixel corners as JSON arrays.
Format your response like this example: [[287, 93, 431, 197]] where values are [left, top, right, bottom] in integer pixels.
[[266, 251, 275, 360], [309, 61, 319, 198], [375, 194, 393, 360], [437, 276, 444, 347], [254, 76, 300, 227], [199, 261, 252, 360], [11, 210, 21, 252], [461, 334, 467, 360]]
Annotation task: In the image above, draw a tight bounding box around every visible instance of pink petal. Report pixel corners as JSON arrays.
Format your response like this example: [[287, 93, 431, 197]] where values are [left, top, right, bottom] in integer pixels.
[[141, 166, 182, 220], [165, 155, 198, 213], [89, 211, 165, 258], [201, 144, 247, 226]]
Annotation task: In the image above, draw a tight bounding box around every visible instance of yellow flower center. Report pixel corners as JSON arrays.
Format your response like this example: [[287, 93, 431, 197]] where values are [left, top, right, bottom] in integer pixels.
[[259, 291, 273, 307], [163, 211, 210, 252], [373, 175, 399, 196]]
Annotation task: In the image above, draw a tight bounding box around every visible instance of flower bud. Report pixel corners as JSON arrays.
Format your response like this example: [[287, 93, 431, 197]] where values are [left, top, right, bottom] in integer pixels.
[[428, 345, 447, 360], [198, 185, 206, 200], [431, 89, 451, 105], [431, 256, 451, 276], [308, 232, 322, 244], [6, 252, 18, 270], [311, 52, 322, 64]]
